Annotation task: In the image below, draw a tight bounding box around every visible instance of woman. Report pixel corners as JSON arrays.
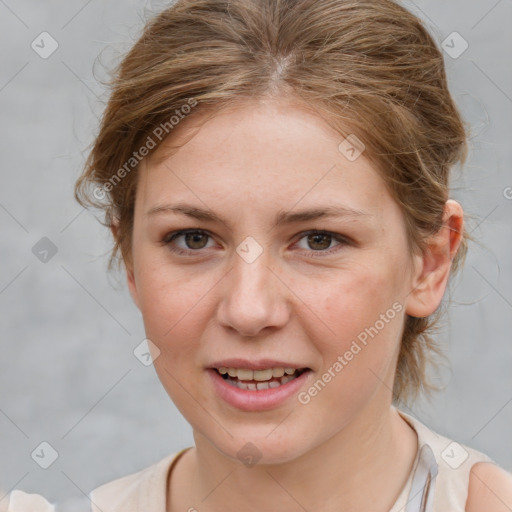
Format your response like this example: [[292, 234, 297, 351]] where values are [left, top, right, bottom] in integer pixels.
[[7, 0, 511, 510]]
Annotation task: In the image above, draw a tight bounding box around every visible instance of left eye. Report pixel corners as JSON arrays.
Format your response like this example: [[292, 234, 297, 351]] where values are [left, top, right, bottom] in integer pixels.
[[294, 230, 348, 254]]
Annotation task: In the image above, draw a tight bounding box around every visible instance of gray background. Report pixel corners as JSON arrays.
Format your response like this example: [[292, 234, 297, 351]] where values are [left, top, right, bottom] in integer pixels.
[[0, 0, 510, 507]]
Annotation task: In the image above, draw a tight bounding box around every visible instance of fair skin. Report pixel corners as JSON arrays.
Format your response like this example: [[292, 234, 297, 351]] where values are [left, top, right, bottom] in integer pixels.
[[113, 97, 512, 511]]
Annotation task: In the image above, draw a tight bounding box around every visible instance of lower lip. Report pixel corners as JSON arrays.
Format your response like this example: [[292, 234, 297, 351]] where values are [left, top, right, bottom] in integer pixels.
[[207, 368, 312, 412]]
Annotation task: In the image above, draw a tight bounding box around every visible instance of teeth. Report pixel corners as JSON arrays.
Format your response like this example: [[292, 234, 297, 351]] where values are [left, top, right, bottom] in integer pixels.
[[237, 369, 254, 381], [217, 367, 299, 381], [253, 369, 273, 381], [217, 366, 308, 391]]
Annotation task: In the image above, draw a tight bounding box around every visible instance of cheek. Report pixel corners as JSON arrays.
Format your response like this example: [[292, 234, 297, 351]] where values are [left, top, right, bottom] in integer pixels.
[[135, 259, 211, 338], [295, 267, 404, 420], [136, 266, 209, 400], [134, 262, 225, 395], [303, 262, 404, 395], [304, 263, 400, 344]]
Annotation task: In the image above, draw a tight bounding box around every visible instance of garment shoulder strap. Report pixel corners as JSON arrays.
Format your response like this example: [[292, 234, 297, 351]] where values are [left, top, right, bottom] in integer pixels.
[[397, 409, 495, 512]]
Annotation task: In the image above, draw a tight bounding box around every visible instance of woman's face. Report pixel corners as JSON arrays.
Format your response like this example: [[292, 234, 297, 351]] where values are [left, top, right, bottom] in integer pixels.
[[126, 97, 422, 464]]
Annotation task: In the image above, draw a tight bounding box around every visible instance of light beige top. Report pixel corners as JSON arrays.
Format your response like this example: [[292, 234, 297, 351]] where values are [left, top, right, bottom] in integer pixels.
[[390, 409, 495, 511], [5, 407, 496, 512]]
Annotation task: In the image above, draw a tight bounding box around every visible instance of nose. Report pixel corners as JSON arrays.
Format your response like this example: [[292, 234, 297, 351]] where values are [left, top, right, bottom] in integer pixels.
[[216, 249, 291, 337]]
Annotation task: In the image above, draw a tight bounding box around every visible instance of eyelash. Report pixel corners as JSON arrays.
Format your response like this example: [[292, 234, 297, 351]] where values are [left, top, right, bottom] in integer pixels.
[[161, 229, 351, 257]]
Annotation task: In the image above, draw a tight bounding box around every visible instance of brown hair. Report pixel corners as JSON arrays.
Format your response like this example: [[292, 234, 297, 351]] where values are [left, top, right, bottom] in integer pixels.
[[75, 0, 473, 405]]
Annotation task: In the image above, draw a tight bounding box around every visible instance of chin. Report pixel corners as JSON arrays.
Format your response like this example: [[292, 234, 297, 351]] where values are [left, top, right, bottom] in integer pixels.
[[201, 425, 313, 467]]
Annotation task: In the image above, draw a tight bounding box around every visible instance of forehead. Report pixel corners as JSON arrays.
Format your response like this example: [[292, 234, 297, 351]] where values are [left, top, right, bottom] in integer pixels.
[[136, 98, 392, 220]]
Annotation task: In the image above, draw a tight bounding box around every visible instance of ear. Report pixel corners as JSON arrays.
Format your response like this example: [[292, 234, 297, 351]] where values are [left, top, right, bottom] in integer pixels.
[[111, 217, 141, 310], [405, 200, 464, 318]]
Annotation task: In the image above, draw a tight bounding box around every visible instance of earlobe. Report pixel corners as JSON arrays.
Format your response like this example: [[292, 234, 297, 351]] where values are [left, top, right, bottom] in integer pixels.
[[405, 200, 464, 318], [125, 263, 141, 311], [111, 217, 141, 310], [110, 215, 120, 245]]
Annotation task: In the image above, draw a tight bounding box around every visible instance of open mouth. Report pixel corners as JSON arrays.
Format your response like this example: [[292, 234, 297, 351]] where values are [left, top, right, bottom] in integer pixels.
[[214, 367, 310, 390]]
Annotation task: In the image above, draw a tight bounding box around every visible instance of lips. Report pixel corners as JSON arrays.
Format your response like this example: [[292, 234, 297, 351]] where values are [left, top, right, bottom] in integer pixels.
[[209, 360, 310, 389], [206, 360, 312, 411], [208, 358, 309, 372]]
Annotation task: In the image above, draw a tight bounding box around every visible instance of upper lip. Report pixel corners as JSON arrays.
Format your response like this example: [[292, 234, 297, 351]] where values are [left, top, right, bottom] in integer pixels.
[[208, 358, 310, 371]]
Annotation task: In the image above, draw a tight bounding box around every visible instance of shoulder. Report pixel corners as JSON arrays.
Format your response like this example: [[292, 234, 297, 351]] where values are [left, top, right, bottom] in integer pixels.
[[4, 451, 184, 512], [3, 490, 55, 512], [90, 453, 175, 509], [466, 461, 512, 512], [90, 450, 185, 511]]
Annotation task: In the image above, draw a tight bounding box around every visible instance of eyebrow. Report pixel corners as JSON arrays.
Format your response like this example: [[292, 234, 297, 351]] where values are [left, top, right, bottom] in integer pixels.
[[146, 203, 373, 227]]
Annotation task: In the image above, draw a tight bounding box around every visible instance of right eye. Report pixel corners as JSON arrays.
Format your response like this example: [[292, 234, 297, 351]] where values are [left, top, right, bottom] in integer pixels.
[[162, 229, 216, 255]]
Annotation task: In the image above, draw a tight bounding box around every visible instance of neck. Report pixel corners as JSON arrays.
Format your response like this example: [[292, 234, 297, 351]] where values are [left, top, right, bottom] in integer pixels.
[[172, 402, 418, 512]]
